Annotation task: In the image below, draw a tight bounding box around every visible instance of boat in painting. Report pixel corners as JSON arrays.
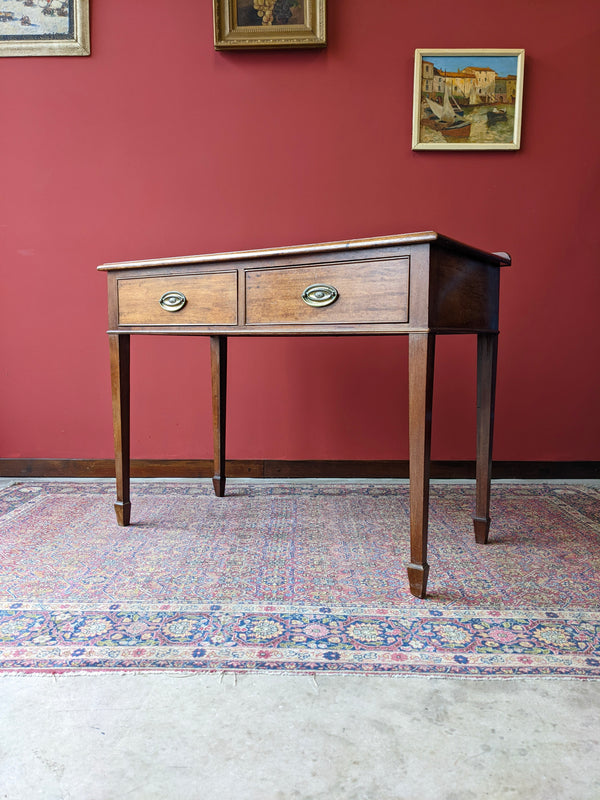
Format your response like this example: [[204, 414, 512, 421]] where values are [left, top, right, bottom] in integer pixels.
[[440, 118, 471, 138], [422, 85, 471, 138], [450, 95, 465, 116], [487, 108, 508, 125]]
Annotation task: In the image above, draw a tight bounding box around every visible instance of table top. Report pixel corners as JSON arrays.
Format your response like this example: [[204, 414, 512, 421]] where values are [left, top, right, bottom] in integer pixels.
[[98, 231, 511, 272]]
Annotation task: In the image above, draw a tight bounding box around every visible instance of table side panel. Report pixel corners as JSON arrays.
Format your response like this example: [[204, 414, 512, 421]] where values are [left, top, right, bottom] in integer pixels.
[[429, 248, 501, 332]]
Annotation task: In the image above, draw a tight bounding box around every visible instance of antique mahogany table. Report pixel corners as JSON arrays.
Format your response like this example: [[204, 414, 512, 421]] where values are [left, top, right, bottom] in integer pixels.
[[99, 231, 510, 598]]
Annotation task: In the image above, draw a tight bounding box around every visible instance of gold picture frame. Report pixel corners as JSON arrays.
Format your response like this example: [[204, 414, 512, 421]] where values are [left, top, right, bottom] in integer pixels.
[[213, 0, 326, 50], [0, 0, 89, 57], [412, 49, 525, 150]]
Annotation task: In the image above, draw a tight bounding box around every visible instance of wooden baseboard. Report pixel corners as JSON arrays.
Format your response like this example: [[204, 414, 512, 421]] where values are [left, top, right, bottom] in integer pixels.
[[0, 459, 598, 480]]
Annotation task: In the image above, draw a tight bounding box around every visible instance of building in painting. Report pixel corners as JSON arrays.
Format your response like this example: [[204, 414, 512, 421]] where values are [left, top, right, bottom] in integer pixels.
[[461, 65, 497, 102], [436, 70, 476, 104], [422, 63, 520, 107], [421, 60, 434, 94], [494, 74, 518, 104], [432, 70, 446, 99], [505, 74, 517, 102], [495, 77, 508, 103]]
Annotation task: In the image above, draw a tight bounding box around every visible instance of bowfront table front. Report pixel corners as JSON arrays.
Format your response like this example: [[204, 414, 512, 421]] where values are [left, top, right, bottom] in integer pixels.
[[99, 231, 510, 598]]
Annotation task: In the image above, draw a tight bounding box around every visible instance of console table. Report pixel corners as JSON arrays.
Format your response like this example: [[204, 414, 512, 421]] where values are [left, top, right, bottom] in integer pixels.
[[99, 231, 510, 598]]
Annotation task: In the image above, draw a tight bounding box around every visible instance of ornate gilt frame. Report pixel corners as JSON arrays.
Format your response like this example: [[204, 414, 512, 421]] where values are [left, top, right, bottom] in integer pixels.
[[412, 49, 525, 150], [213, 0, 326, 50], [0, 0, 89, 57]]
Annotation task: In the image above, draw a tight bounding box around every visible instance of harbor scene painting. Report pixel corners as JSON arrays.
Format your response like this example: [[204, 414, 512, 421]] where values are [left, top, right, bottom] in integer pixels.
[[412, 49, 524, 150], [0, 0, 88, 55]]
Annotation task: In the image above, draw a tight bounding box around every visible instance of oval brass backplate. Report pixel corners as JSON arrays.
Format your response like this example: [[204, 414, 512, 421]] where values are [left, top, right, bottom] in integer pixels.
[[301, 284, 339, 308], [159, 291, 187, 312]]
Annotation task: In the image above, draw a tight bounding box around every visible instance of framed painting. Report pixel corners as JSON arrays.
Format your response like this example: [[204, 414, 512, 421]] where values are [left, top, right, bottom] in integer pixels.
[[412, 49, 525, 150], [213, 0, 326, 49], [0, 0, 89, 57]]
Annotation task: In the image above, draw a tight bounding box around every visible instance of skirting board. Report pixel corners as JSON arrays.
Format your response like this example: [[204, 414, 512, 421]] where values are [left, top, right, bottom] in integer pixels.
[[0, 459, 599, 480]]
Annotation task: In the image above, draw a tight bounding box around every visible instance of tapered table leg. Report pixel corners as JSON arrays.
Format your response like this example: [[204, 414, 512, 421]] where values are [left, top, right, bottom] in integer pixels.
[[407, 332, 435, 598], [210, 336, 227, 497], [109, 333, 131, 526], [473, 332, 498, 544]]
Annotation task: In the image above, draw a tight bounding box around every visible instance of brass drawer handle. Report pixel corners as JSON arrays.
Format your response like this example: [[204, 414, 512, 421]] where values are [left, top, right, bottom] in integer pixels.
[[302, 284, 339, 308], [159, 291, 187, 312]]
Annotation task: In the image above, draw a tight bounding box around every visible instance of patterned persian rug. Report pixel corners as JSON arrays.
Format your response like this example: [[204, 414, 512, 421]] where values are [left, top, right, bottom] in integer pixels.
[[0, 480, 599, 677]]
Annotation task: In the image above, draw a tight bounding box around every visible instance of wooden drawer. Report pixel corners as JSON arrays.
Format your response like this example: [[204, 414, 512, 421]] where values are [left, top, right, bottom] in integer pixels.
[[117, 271, 238, 326], [244, 258, 409, 326]]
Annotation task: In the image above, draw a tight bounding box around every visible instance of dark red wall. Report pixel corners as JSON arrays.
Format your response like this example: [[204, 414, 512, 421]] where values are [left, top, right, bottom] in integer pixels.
[[1, 0, 599, 462]]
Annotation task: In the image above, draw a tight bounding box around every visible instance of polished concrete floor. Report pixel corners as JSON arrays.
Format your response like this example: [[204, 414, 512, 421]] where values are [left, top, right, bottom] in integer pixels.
[[1, 479, 599, 799], [1, 672, 600, 799]]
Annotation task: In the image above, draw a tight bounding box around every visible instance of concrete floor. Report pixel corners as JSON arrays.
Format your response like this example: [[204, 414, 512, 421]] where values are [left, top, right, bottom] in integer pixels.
[[1, 479, 599, 799], [1, 672, 599, 799]]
